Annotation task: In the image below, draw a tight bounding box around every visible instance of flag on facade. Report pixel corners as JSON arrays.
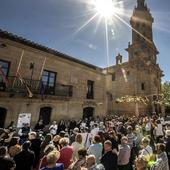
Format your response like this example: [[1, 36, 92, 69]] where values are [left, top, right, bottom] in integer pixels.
[[0, 65, 9, 88], [40, 80, 46, 100], [16, 71, 33, 98]]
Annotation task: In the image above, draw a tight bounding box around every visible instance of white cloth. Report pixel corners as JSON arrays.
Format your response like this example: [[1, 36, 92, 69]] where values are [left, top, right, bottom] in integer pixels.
[[81, 122, 86, 129], [49, 124, 58, 135], [155, 124, 164, 137], [91, 127, 99, 137], [140, 145, 153, 162], [72, 142, 84, 160], [81, 132, 92, 149], [90, 121, 95, 128], [145, 122, 151, 132]]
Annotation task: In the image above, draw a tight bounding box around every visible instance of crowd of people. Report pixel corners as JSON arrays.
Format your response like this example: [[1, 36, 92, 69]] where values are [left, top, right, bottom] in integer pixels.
[[0, 114, 170, 170]]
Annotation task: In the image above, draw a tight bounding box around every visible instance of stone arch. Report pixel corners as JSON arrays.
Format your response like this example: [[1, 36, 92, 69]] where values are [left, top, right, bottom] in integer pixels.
[[0, 104, 13, 127], [0, 107, 7, 128], [36, 104, 56, 125], [83, 107, 95, 120]]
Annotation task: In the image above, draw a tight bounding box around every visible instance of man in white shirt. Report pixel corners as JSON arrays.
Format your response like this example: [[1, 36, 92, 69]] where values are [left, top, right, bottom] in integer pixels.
[[91, 123, 99, 137], [154, 120, 164, 143], [145, 118, 151, 135], [49, 121, 58, 136]]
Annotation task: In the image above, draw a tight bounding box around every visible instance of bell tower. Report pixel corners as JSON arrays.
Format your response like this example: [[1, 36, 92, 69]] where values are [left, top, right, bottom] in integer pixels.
[[126, 0, 158, 65], [125, 0, 163, 114]]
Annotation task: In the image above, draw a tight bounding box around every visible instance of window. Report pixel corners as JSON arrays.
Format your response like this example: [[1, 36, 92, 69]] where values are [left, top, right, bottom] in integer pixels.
[[42, 70, 57, 95], [87, 80, 94, 99], [134, 51, 138, 56], [0, 60, 10, 90], [141, 83, 145, 90], [112, 73, 116, 81], [39, 107, 52, 125], [136, 34, 140, 41], [142, 23, 145, 27], [136, 23, 140, 28], [0, 60, 10, 76]]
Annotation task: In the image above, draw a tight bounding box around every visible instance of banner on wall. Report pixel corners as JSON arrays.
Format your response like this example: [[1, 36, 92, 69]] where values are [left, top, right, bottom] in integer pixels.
[[17, 113, 31, 128]]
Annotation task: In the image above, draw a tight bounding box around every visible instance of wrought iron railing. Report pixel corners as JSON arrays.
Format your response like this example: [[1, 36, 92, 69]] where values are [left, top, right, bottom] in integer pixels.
[[0, 76, 73, 97]]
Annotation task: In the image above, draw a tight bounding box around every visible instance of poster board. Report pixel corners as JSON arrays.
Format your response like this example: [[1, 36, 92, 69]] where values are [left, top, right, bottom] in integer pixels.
[[17, 113, 31, 128]]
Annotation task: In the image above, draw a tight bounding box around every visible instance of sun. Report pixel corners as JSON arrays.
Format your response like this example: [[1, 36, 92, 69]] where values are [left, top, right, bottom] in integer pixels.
[[94, 0, 116, 18]]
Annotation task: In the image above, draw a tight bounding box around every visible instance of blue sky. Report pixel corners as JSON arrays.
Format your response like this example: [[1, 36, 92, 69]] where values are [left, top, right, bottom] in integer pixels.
[[0, 0, 170, 81]]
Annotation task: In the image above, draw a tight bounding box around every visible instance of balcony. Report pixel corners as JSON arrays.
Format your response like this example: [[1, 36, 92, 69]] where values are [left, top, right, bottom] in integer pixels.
[[0, 76, 73, 98]]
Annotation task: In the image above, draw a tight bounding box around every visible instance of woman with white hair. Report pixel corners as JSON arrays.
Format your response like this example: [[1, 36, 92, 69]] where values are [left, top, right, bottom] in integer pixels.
[[40, 150, 64, 170], [57, 137, 73, 169], [72, 133, 84, 160]]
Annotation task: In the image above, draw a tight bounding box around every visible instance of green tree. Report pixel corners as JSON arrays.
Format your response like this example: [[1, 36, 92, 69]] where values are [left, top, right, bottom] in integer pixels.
[[157, 82, 170, 106], [116, 95, 149, 116]]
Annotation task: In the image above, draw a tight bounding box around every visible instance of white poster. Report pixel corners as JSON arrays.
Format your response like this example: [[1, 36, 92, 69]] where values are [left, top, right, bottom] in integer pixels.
[[17, 113, 31, 128]]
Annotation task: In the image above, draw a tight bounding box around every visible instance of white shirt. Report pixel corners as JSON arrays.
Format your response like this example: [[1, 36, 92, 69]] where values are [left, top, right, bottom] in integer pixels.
[[145, 122, 151, 131], [81, 122, 86, 129], [72, 142, 84, 160], [91, 127, 99, 137], [81, 132, 92, 149], [155, 124, 164, 137], [140, 145, 153, 161], [49, 124, 58, 135]]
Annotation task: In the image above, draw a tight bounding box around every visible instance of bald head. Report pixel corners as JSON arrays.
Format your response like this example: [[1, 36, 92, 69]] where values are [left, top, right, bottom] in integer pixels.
[[86, 155, 96, 168]]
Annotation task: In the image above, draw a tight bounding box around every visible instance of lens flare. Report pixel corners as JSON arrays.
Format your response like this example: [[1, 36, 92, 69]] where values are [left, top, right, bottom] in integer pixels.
[[94, 0, 115, 18]]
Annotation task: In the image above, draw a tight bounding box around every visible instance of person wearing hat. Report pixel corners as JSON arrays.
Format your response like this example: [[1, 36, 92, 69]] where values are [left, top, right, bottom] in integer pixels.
[[165, 130, 170, 167]]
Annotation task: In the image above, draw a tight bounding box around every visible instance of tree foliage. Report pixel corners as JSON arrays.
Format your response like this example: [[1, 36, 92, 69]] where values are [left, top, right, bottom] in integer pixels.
[[116, 82, 170, 107], [116, 95, 149, 105], [157, 82, 170, 106]]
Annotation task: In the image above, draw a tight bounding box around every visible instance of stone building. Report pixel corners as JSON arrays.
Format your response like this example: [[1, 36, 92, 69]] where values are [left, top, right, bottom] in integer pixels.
[[0, 0, 162, 127], [104, 0, 163, 115]]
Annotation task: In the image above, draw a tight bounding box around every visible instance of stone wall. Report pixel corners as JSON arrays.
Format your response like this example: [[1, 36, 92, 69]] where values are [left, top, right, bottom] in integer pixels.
[[0, 38, 106, 126]]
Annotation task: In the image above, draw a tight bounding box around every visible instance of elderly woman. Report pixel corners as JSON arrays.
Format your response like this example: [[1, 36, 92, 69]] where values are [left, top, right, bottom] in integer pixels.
[[57, 137, 73, 169], [71, 133, 84, 160], [40, 150, 64, 170], [39, 144, 56, 169]]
